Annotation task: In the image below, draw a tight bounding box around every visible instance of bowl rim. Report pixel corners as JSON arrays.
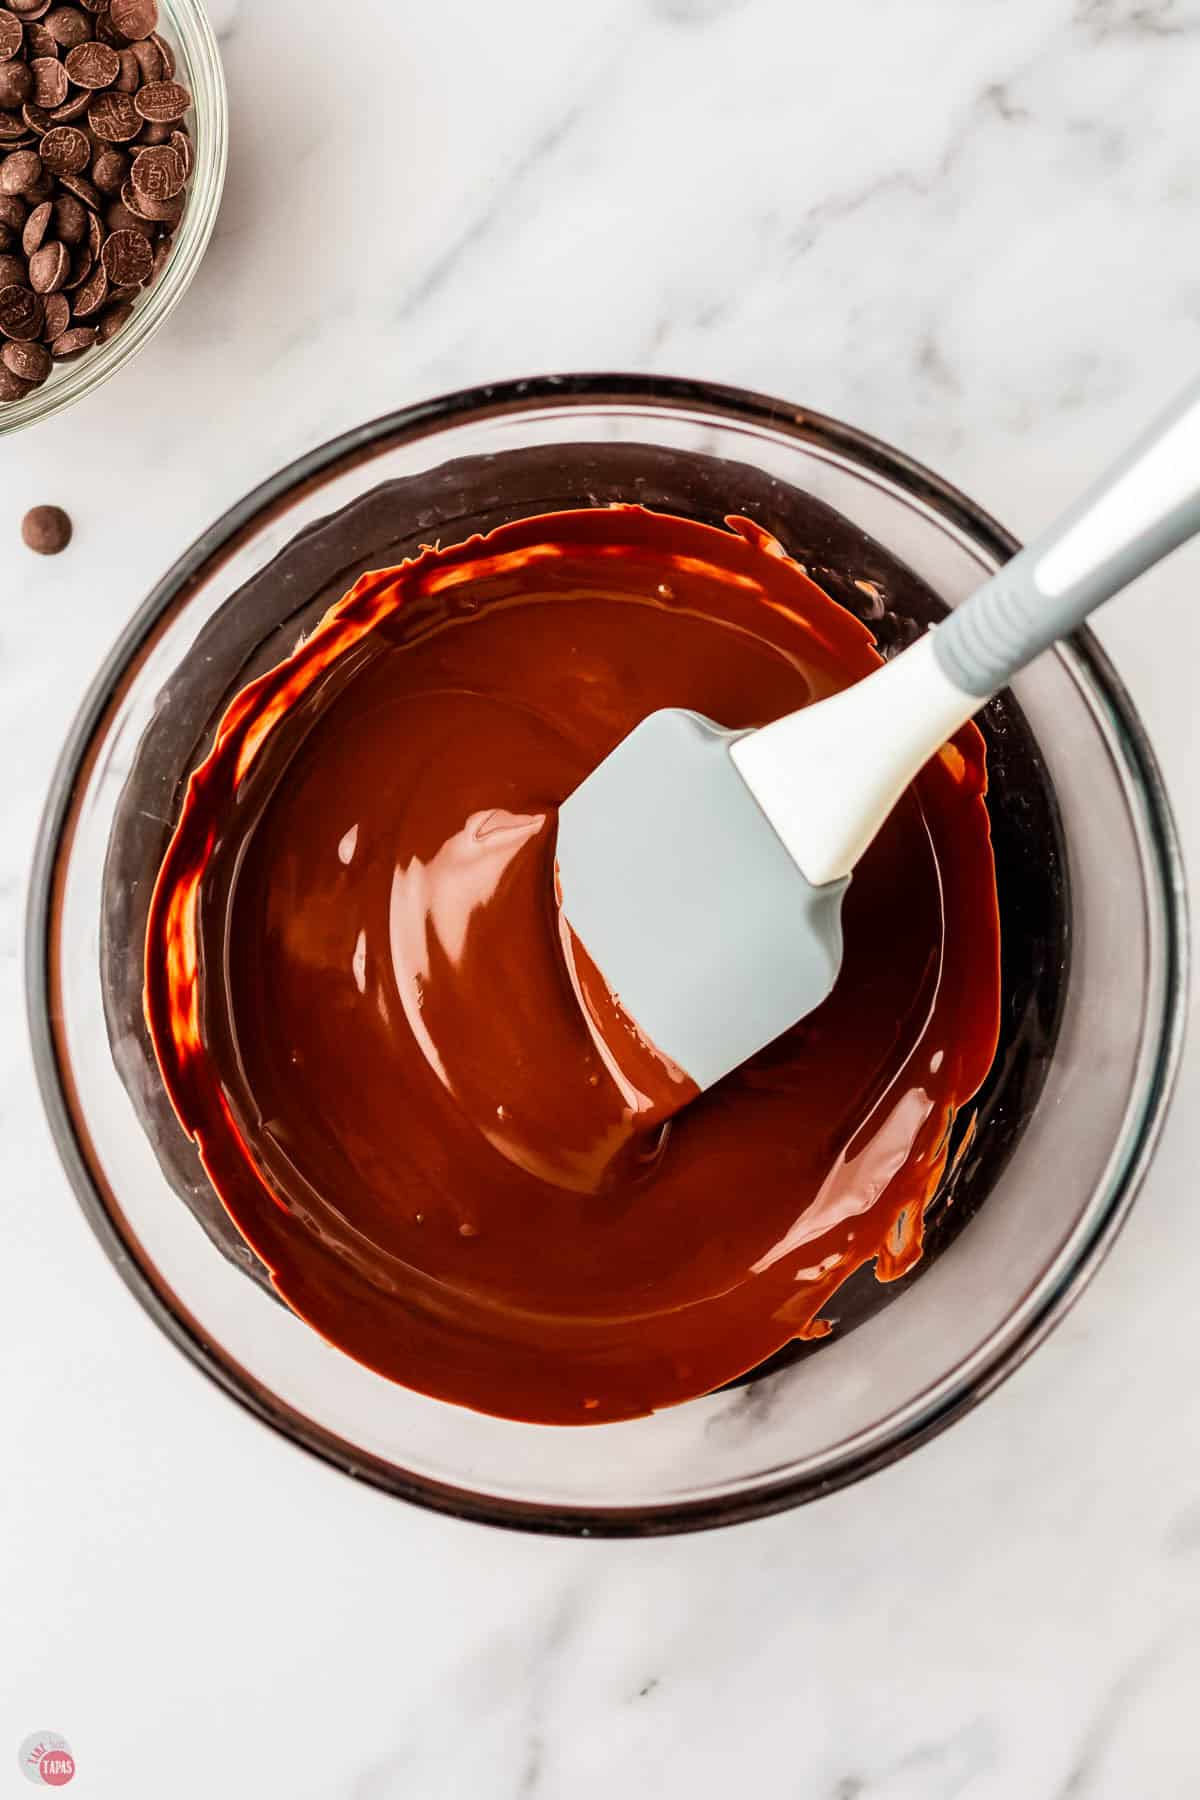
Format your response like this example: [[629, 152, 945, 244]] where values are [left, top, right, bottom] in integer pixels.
[[24, 371, 1191, 1536]]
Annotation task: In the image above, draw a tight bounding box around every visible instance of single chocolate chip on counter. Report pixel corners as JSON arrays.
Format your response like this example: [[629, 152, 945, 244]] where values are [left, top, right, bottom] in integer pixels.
[[2, 335, 49, 382], [21, 503, 72, 553]]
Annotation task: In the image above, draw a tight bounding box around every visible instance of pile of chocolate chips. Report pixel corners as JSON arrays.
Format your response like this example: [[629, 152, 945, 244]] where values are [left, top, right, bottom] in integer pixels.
[[0, 0, 191, 402]]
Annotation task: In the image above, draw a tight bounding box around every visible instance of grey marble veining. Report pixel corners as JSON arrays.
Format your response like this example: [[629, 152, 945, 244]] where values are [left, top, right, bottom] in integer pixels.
[[1, 0, 1198, 1795]]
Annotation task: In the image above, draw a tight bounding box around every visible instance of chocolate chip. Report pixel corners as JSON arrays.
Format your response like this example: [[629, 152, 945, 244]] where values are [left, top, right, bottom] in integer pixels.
[[44, 6, 92, 49], [22, 503, 72, 551], [113, 44, 137, 90], [77, 0, 108, 11], [129, 35, 160, 82], [0, 193, 25, 228], [20, 195, 49, 250], [9, 0, 52, 18], [60, 238, 87, 284], [58, 168, 99, 208], [19, 99, 51, 134], [26, 21, 55, 57], [90, 144, 124, 190], [39, 285, 67, 335], [150, 227, 169, 278], [168, 124, 189, 177], [69, 251, 104, 311], [0, 59, 32, 107], [149, 29, 172, 76], [94, 294, 127, 337], [0, 17, 24, 62], [110, 0, 158, 36], [100, 222, 148, 284], [30, 55, 67, 108], [49, 322, 91, 356], [130, 140, 179, 201], [38, 123, 88, 172], [103, 194, 143, 236], [0, 251, 25, 285], [48, 86, 89, 120], [133, 77, 187, 123], [136, 116, 168, 143], [0, 111, 27, 142], [0, 359, 30, 396], [0, 147, 42, 194], [0, 281, 43, 337], [121, 171, 175, 223], [64, 38, 117, 87], [3, 334, 49, 380], [28, 235, 66, 290], [87, 87, 138, 139]]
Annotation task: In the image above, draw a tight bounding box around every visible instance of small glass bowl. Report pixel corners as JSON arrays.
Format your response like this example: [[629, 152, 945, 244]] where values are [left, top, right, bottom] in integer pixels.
[[0, 0, 227, 436], [27, 376, 1188, 1535]]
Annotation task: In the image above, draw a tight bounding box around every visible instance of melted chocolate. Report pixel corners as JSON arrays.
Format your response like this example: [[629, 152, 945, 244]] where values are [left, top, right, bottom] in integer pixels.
[[144, 507, 1002, 1425]]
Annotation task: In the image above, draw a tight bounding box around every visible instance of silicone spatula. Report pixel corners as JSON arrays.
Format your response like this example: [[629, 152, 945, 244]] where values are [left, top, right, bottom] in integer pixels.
[[556, 377, 1200, 1098]]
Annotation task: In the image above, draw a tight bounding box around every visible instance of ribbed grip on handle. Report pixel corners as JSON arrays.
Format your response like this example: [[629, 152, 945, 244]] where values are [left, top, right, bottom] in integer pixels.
[[935, 375, 1200, 699], [933, 550, 1046, 697]]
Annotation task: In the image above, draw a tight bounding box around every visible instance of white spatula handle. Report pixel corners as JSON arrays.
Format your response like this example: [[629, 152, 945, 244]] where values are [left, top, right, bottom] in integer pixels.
[[732, 376, 1200, 887]]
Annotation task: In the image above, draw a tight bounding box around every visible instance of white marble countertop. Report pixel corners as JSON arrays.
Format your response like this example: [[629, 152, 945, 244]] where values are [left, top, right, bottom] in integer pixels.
[[3, 0, 1200, 1794]]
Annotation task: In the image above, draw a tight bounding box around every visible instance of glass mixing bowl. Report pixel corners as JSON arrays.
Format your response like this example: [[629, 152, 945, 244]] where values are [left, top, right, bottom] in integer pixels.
[[0, 0, 227, 436], [26, 375, 1187, 1535]]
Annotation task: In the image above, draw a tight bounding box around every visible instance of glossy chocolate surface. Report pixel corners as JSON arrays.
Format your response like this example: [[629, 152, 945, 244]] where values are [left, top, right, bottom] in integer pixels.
[[144, 505, 1004, 1424]]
